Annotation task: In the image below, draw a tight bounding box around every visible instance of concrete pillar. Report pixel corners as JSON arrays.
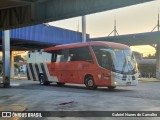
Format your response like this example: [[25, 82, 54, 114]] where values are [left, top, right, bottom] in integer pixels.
[[156, 43, 160, 79], [10, 51, 14, 78], [82, 16, 86, 42], [2, 30, 10, 88]]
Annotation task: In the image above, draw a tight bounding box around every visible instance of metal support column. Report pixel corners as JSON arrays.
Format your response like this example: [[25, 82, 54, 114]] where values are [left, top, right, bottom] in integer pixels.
[[82, 16, 86, 42], [2, 30, 10, 87]]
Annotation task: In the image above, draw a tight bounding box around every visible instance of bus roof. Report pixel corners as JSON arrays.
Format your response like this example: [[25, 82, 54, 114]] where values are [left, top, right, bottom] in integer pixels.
[[44, 41, 130, 51]]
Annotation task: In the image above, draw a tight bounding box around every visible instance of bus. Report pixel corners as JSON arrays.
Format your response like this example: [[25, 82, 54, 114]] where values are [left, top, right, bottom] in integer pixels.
[[27, 41, 139, 90]]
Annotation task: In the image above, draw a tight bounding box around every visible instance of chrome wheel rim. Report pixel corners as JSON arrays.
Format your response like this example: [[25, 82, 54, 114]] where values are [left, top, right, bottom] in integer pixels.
[[88, 79, 93, 86], [40, 76, 44, 84]]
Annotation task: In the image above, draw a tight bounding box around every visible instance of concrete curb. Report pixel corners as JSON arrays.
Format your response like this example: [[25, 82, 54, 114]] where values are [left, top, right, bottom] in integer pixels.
[[0, 77, 27, 81], [12, 77, 27, 80], [138, 78, 160, 82]]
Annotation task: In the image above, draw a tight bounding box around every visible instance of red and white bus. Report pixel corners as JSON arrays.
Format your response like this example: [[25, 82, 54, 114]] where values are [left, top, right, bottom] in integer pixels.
[[27, 41, 139, 90]]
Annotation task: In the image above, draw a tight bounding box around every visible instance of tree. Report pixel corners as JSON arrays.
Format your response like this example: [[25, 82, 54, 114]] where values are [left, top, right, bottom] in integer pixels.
[[14, 55, 24, 62], [143, 54, 156, 59], [14, 64, 20, 72]]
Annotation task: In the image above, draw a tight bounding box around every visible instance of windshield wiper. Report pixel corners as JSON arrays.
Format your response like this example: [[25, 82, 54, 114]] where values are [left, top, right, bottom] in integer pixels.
[[121, 59, 127, 74], [128, 60, 134, 70]]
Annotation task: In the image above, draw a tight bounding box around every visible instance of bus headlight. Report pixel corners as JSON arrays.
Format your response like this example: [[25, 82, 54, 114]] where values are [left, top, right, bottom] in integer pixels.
[[114, 82, 117, 85]]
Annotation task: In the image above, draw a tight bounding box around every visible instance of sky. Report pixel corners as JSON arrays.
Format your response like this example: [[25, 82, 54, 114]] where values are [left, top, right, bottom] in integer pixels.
[[49, 0, 160, 57]]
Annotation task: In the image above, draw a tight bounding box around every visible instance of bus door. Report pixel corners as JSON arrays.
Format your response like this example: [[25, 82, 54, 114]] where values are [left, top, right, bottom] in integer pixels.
[[94, 49, 113, 85]]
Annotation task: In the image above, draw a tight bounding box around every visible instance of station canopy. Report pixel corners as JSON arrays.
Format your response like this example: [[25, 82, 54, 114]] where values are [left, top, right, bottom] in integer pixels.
[[0, 0, 153, 30], [0, 24, 89, 50], [91, 31, 160, 46]]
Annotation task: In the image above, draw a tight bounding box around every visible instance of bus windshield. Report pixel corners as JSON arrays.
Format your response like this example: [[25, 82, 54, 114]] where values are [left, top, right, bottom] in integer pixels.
[[92, 46, 136, 74]]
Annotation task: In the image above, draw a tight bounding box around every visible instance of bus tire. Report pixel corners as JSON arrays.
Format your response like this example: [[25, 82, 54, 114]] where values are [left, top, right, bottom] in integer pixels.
[[39, 74, 50, 85], [57, 82, 65, 86], [85, 76, 97, 90], [108, 86, 116, 90]]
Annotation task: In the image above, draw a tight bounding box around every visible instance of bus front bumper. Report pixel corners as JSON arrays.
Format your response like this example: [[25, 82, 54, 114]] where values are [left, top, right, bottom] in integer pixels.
[[111, 72, 139, 86]]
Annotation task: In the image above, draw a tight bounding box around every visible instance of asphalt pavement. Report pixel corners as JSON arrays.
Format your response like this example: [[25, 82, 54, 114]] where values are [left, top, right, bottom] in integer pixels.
[[0, 79, 160, 120]]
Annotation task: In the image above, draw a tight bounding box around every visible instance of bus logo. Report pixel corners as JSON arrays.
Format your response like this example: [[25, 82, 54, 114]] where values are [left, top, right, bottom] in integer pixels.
[[2, 112, 11, 117]]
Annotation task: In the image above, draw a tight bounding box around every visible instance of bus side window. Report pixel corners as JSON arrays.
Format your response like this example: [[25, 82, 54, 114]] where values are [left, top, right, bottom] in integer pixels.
[[69, 48, 78, 61], [51, 50, 62, 62], [60, 49, 69, 62], [77, 47, 93, 63], [51, 51, 57, 62], [102, 51, 112, 70], [69, 47, 93, 63], [56, 50, 62, 62]]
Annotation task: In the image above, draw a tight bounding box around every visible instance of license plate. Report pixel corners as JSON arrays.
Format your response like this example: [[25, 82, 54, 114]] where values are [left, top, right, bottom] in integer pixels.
[[126, 82, 131, 85]]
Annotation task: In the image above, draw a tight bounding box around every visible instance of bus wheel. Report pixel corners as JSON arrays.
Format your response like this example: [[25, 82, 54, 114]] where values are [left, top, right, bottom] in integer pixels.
[[85, 76, 97, 90], [57, 82, 65, 86], [108, 86, 116, 90], [39, 74, 50, 85]]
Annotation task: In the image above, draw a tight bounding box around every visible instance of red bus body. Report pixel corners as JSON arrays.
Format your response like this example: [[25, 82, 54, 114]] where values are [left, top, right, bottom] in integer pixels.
[[27, 41, 138, 89]]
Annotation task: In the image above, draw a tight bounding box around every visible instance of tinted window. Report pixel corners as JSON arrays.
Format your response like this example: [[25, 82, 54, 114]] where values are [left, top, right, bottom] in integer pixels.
[[51, 50, 62, 62], [92, 46, 112, 70], [51, 49, 72, 62], [69, 47, 93, 63], [50, 47, 93, 63], [60, 49, 69, 62]]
